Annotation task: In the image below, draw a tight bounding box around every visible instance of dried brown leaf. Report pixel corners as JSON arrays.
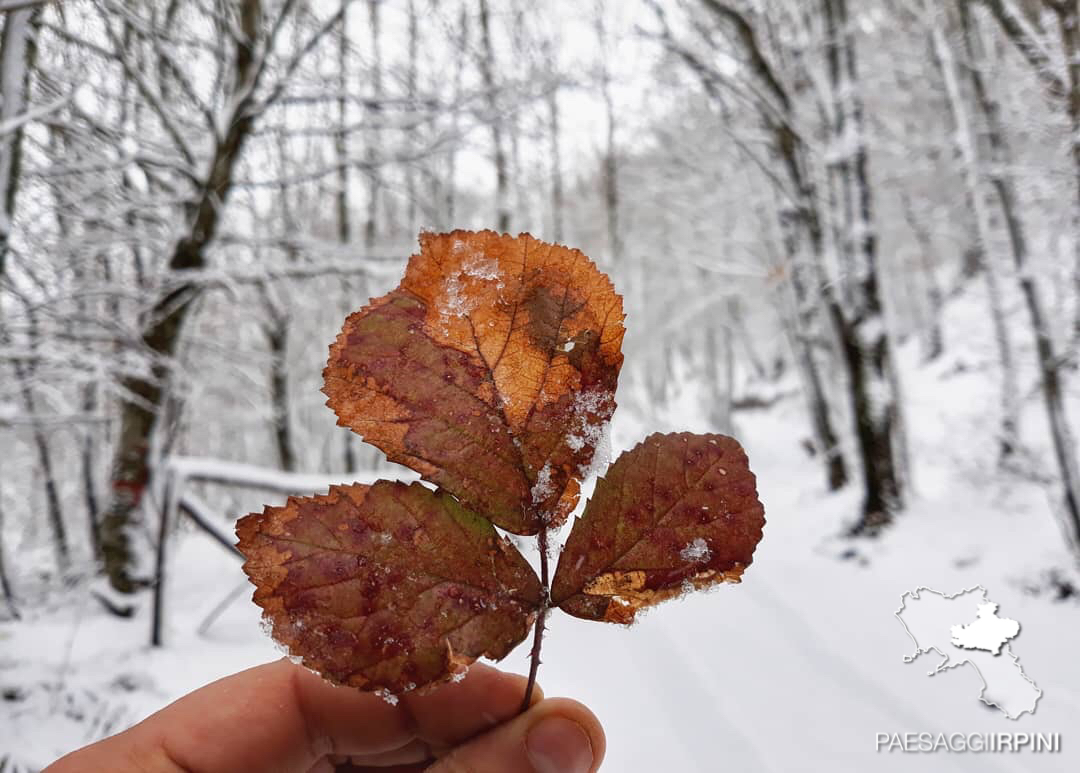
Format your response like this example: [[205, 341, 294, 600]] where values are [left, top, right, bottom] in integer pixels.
[[323, 230, 624, 534], [236, 481, 542, 693], [550, 432, 765, 624]]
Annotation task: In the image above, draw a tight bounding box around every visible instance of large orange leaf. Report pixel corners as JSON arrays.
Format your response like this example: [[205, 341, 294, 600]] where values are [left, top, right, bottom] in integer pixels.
[[550, 433, 765, 623], [323, 230, 624, 534], [236, 481, 542, 693]]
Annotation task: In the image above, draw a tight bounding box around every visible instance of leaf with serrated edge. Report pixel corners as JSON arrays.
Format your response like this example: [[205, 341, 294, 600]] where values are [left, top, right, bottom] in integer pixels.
[[551, 432, 765, 624], [236, 481, 542, 693], [323, 230, 624, 535]]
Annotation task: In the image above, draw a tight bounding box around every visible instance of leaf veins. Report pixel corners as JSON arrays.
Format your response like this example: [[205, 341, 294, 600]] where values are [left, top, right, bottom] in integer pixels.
[[550, 432, 766, 624], [236, 481, 543, 693], [323, 230, 624, 534]]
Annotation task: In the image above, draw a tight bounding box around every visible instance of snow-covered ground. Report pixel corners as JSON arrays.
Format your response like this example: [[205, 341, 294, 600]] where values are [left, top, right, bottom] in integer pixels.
[[3, 288, 1080, 771]]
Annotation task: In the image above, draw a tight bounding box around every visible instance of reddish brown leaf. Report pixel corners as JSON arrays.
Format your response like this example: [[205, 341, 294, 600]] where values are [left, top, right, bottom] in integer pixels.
[[323, 230, 624, 534], [550, 432, 765, 624], [236, 481, 543, 693]]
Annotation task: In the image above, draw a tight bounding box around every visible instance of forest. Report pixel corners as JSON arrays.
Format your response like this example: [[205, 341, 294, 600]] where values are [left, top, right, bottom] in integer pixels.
[[2, 1, 1079, 770]]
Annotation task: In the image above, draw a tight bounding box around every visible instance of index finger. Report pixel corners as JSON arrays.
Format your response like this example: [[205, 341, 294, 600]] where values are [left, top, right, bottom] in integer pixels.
[[46, 659, 541, 773]]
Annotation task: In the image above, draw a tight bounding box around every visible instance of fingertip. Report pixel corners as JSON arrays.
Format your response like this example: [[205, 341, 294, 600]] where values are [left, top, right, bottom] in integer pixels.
[[526, 698, 606, 773], [430, 696, 606, 773]]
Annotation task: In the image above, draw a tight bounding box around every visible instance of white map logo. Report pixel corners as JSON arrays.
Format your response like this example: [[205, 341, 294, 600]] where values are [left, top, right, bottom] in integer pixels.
[[895, 586, 1041, 719]]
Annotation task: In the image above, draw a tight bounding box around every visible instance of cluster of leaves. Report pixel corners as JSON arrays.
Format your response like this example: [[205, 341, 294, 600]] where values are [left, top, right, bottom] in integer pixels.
[[236, 230, 765, 698]]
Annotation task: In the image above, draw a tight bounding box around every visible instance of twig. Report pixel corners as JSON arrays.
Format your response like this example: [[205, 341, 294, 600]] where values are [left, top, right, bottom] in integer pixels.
[[520, 525, 551, 712]]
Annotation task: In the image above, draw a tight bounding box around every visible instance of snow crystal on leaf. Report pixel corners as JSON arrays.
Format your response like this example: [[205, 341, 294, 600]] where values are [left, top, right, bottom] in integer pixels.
[[531, 461, 554, 506], [375, 689, 399, 706], [463, 253, 502, 283], [440, 275, 469, 321], [679, 537, 712, 563], [565, 389, 614, 475]]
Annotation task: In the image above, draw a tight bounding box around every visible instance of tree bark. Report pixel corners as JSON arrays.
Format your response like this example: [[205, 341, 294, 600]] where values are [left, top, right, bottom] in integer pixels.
[[100, 0, 264, 594], [823, 0, 905, 529]]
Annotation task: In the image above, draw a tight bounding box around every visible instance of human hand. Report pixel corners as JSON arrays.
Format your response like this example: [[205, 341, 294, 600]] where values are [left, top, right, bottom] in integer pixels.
[[45, 658, 605, 772]]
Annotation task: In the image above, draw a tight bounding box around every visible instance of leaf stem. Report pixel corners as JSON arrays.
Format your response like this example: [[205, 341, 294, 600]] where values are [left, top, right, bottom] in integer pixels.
[[520, 524, 550, 713]]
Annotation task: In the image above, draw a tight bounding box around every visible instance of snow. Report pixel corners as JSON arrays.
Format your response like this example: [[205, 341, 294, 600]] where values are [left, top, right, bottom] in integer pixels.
[[440, 274, 468, 320], [165, 455, 409, 492], [679, 537, 712, 563], [3, 288, 1080, 771], [565, 389, 615, 474], [375, 690, 399, 706], [462, 253, 502, 283], [530, 460, 555, 505]]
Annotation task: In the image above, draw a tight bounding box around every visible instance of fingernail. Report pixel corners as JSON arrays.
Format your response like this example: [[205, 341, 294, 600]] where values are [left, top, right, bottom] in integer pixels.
[[526, 716, 594, 773]]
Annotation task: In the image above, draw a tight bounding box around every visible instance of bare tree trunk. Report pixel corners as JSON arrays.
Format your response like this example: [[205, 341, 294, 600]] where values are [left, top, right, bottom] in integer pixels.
[[964, 3, 1080, 550], [259, 272, 297, 473], [547, 81, 564, 242], [80, 386, 101, 555], [0, 3, 39, 275], [445, 5, 468, 227], [0, 501, 17, 619], [823, 0, 854, 303], [406, 0, 419, 233], [100, 1, 265, 594], [337, 1, 360, 474], [478, 0, 510, 232], [13, 334, 70, 572], [267, 322, 296, 472], [1055, 2, 1080, 339], [365, 0, 383, 247], [258, 249, 297, 473], [336, 4, 352, 249], [929, 3, 1020, 459], [780, 213, 849, 490], [1, 7, 68, 570], [700, 267, 733, 432], [596, 5, 621, 264], [824, 0, 905, 530]]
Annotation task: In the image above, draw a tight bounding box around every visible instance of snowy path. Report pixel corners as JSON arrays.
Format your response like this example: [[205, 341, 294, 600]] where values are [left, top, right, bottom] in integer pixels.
[[4, 350, 1080, 769]]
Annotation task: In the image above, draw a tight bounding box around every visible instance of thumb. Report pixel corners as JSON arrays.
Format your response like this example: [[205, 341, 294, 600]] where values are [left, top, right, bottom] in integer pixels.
[[430, 697, 606, 773]]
